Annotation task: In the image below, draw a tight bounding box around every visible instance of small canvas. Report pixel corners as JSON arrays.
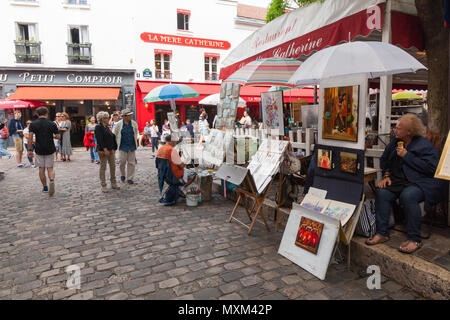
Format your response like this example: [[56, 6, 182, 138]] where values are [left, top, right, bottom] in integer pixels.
[[295, 217, 324, 254], [340, 152, 358, 174], [317, 149, 332, 170], [322, 200, 356, 226], [232, 83, 241, 98], [226, 83, 233, 96], [220, 84, 226, 99], [261, 91, 284, 134]]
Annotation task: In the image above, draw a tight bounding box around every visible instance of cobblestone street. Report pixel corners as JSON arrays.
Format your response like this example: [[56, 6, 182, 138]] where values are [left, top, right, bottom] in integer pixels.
[[0, 148, 423, 300]]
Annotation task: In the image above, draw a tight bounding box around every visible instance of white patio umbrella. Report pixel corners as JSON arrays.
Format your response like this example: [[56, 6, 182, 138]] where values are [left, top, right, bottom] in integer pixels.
[[199, 93, 247, 108], [288, 41, 427, 86]]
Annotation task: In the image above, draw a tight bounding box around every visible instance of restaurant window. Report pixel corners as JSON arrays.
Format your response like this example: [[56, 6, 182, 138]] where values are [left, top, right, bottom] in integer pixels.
[[204, 56, 218, 81], [155, 52, 172, 80], [67, 26, 91, 65], [177, 10, 190, 31], [14, 23, 41, 63]]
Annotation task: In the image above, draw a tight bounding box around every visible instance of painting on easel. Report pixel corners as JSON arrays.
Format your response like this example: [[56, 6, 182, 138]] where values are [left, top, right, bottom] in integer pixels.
[[322, 85, 359, 142], [295, 216, 324, 254]]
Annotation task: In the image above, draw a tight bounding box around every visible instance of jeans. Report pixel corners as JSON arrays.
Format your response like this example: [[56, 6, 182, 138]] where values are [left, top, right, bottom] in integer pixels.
[[151, 137, 159, 153], [375, 185, 425, 243], [24, 143, 34, 164], [89, 137, 99, 161], [0, 138, 12, 159]]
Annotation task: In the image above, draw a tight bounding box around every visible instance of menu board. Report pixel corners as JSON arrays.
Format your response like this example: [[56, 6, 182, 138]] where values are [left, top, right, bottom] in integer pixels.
[[216, 83, 241, 130]]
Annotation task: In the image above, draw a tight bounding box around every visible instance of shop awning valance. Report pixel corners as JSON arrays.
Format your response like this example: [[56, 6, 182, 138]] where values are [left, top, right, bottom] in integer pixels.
[[8, 87, 120, 100], [219, 0, 424, 81]]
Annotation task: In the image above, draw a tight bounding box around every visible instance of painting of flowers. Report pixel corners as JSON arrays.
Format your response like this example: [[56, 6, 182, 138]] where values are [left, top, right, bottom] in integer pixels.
[[261, 91, 284, 133]]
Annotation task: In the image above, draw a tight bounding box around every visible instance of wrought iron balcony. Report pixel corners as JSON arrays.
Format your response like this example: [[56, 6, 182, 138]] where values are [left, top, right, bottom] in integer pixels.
[[205, 73, 218, 81], [155, 71, 172, 80], [67, 43, 92, 64], [14, 40, 42, 63]]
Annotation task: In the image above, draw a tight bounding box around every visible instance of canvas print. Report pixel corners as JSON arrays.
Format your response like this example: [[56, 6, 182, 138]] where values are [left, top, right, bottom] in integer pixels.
[[230, 99, 238, 110], [340, 152, 358, 174], [220, 84, 226, 99], [226, 83, 233, 96], [295, 216, 324, 254], [232, 83, 241, 98], [322, 85, 359, 142], [261, 91, 284, 132], [317, 149, 332, 170], [322, 200, 356, 226]]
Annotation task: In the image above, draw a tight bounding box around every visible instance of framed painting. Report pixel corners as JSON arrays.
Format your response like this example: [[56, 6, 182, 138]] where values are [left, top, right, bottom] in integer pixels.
[[261, 91, 284, 133], [232, 83, 241, 98], [220, 83, 226, 99], [295, 216, 324, 254], [340, 151, 358, 174], [226, 83, 233, 96], [322, 85, 359, 142], [317, 148, 332, 170]]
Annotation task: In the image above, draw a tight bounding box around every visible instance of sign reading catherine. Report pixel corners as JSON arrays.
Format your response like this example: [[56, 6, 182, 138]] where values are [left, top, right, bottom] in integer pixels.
[[140, 32, 231, 50]]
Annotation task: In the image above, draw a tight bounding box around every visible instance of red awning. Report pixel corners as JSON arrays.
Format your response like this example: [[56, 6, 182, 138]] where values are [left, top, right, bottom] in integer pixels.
[[8, 86, 120, 100], [136, 81, 314, 103]]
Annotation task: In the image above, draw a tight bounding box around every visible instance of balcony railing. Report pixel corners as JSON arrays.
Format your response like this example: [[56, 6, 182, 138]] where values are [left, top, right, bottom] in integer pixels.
[[67, 43, 92, 64], [155, 71, 172, 80], [14, 40, 41, 63], [205, 73, 218, 81]]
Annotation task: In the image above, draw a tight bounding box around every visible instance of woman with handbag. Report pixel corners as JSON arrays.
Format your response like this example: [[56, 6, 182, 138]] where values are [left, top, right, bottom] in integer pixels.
[[59, 112, 72, 162], [95, 111, 120, 193]]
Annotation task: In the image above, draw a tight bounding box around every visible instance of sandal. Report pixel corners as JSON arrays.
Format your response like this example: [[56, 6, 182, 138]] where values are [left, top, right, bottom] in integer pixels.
[[399, 241, 422, 254], [365, 234, 390, 246]]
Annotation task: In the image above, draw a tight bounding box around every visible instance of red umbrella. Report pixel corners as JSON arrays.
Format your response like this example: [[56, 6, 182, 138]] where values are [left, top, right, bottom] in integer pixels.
[[0, 99, 45, 109]]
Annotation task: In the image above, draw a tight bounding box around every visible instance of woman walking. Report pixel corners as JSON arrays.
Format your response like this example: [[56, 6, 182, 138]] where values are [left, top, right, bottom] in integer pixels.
[[95, 111, 119, 193], [150, 119, 159, 159], [85, 116, 99, 163], [59, 112, 72, 161], [54, 113, 62, 161], [23, 120, 35, 167]]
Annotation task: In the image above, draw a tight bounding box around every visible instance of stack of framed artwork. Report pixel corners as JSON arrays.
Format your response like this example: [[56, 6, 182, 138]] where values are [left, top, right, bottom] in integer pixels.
[[167, 112, 180, 141], [215, 83, 242, 130], [278, 74, 368, 280]]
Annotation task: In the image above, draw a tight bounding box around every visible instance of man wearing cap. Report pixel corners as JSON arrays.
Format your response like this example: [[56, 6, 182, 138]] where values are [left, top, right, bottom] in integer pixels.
[[113, 108, 139, 184]]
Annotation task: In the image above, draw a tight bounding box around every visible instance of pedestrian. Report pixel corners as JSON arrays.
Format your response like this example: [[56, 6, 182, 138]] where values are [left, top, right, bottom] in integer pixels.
[[59, 112, 72, 161], [84, 115, 99, 164], [198, 114, 209, 146], [23, 120, 35, 168], [239, 111, 252, 128], [27, 107, 60, 196], [8, 110, 25, 167], [54, 113, 62, 161], [138, 121, 152, 148], [95, 111, 120, 193], [110, 112, 120, 132], [113, 108, 138, 184], [149, 119, 159, 158], [0, 119, 12, 160], [185, 119, 194, 138]]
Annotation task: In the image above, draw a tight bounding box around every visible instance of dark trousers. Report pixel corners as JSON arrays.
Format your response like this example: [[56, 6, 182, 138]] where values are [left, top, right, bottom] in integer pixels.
[[375, 185, 424, 243], [151, 137, 159, 153]]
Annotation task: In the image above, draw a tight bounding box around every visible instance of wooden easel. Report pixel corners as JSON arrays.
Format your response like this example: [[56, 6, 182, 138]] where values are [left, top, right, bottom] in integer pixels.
[[228, 173, 273, 235]]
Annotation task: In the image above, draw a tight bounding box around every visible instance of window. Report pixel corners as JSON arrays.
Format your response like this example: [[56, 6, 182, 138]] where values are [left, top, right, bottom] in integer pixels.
[[177, 10, 190, 30], [155, 51, 172, 79], [67, 0, 88, 4], [67, 26, 91, 64], [14, 23, 41, 63], [204, 56, 219, 81]]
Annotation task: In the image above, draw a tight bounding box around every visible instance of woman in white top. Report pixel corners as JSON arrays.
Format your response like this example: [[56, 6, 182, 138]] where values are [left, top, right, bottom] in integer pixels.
[[149, 119, 159, 158], [239, 111, 252, 128], [198, 114, 209, 146]]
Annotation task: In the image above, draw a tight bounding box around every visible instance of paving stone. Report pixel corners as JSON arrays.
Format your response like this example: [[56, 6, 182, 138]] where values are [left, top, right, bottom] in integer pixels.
[[173, 283, 200, 296], [95, 284, 121, 296], [219, 281, 242, 295], [167, 267, 190, 278], [240, 286, 265, 299], [159, 278, 179, 289], [240, 275, 263, 287], [96, 262, 118, 271], [224, 261, 245, 271], [303, 280, 327, 292], [281, 286, 308, 299], [53, 289, 77, 300], [281, 275, 301, 285], [219, 293, 242, 300], [193, 287, 222, 300], [131, 283, 156, 296], [220, 271, 244, 283], [69, 291, 94, 300]]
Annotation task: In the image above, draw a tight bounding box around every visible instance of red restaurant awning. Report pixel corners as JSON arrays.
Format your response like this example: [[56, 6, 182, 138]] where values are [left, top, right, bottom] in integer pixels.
[[8, 87, 120, 100]]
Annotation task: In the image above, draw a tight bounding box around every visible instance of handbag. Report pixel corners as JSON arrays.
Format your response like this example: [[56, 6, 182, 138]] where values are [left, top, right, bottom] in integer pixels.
[[355, 198, 376, 238]]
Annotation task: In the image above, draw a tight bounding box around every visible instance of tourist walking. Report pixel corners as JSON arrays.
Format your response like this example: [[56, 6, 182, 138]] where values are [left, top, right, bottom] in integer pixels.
[[149, 119, 159, 158], [95, 111, 119, 193], [113, 108, 138, 184], [85, 116, 99, 163], [0, 119, 12, 160], [23, 120, 35, 168], [59, 112, 72, 161], [8, 111, 25, 167], [27, 107, 60, 196], [54, 113, 62, 161]]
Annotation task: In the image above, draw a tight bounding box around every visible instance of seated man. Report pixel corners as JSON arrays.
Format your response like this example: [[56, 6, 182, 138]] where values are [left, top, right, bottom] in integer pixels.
[[365, 114, 445, 254], [156, 134, 196, 193]]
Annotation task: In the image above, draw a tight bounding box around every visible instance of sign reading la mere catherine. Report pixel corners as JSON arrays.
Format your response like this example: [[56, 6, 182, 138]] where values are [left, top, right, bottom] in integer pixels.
[[140, 32, 230, 50]]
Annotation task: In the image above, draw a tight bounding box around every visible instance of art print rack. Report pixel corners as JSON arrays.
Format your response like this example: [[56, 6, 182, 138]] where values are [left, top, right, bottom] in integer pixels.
[[279, 75, 368, 279], [217, 139, 290, 235]]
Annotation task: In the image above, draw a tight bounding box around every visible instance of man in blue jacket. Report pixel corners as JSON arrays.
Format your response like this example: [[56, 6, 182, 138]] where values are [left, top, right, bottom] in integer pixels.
[[366, 114, 445, 254]]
